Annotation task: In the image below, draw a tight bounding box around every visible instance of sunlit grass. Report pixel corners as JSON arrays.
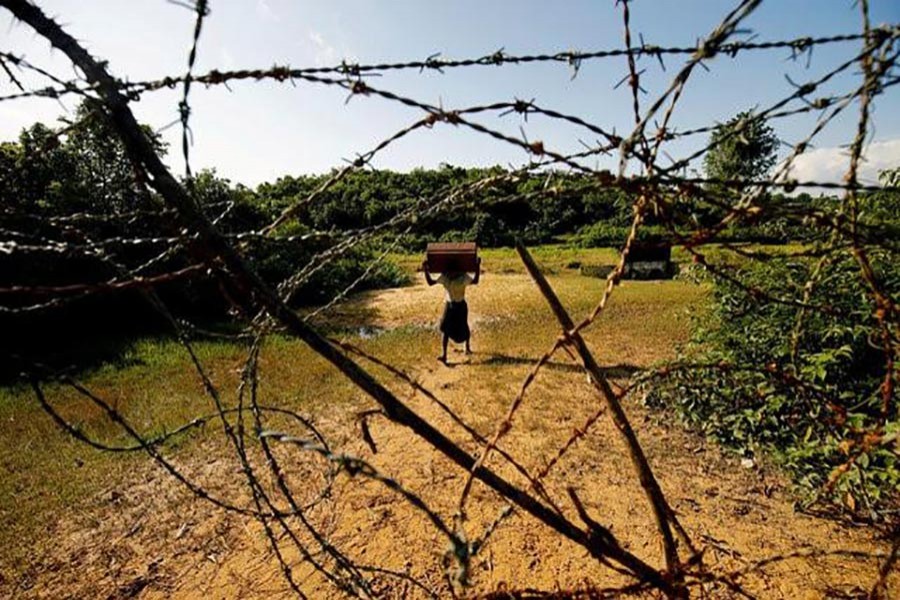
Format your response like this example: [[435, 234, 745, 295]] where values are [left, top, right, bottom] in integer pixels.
[[0, 245, 708, 572], [390, 244, 620, 275]]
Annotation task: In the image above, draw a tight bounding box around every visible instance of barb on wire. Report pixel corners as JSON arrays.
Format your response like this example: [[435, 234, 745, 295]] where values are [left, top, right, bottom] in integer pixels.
[[178, 0, 209, 181], [3, 27, 894, 105]]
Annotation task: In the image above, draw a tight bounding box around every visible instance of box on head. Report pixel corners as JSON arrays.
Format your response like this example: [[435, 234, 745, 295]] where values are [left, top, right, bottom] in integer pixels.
[[425, 242, 478, 274]]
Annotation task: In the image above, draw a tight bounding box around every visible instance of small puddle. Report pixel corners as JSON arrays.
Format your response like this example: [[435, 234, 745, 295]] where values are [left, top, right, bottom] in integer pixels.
[[356, 326, 385, 339]]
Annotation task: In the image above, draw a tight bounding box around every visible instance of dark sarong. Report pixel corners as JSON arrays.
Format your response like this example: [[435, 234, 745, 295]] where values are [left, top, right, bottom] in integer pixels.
[[440, 300, 470, 343]]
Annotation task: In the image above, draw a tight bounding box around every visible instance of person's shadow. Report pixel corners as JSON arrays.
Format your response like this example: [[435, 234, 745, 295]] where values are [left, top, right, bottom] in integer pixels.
[[475, 353, 640, 378]]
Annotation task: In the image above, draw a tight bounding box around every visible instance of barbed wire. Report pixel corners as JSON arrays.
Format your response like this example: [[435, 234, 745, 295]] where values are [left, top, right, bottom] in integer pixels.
[[2, 26, 896, 105], [1, 0, 899, 598]]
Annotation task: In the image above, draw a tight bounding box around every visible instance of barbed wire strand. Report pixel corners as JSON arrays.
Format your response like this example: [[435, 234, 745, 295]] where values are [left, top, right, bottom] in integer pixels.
[[2, 0, 899, 597]]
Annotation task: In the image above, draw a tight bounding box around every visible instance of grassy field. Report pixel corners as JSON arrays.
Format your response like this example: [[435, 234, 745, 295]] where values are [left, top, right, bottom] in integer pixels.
[[0, 246, 695, 574], [389, 244, 621, 274], [6, 244, 887, 598]]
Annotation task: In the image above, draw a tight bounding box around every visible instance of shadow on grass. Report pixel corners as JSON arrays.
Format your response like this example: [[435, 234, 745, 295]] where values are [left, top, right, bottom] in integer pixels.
[[0, 318, 247, 386], [478, 353, 640, 378]]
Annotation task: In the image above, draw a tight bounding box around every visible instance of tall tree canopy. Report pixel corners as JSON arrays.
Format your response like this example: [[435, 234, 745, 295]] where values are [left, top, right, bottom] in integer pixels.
[[703, 110, 778, 184]]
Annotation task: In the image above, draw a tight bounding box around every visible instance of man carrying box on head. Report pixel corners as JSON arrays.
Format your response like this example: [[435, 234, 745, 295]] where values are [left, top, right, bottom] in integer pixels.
[[422, 242, 481, 364]]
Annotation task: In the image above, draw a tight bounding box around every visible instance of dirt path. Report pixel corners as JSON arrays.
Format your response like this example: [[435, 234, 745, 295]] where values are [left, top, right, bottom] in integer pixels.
[[8, 274, 895, 598]]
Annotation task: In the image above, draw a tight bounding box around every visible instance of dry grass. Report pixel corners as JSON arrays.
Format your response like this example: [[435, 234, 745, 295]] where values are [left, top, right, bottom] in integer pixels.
[[0, 246, 691, 583], [2, 246, 891, 598]]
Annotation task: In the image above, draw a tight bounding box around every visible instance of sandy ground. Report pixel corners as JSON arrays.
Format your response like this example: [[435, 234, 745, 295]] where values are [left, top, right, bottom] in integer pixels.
[[5, 274, 896, 599]]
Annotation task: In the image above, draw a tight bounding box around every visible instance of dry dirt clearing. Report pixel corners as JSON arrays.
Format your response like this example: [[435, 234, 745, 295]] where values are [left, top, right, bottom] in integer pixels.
[[2, 271, 895, 599]]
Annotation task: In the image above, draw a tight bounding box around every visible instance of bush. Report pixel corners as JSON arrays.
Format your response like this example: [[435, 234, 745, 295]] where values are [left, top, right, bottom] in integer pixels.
[[574, 223, 670, 248], [644, 243, 900, 518]]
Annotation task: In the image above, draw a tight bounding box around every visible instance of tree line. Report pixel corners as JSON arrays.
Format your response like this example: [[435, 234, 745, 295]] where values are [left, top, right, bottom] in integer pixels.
[[0, 103, 835, 374]]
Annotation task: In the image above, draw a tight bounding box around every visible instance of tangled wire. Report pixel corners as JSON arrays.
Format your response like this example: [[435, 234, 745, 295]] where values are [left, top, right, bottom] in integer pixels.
[[1, 0, 899, 597]]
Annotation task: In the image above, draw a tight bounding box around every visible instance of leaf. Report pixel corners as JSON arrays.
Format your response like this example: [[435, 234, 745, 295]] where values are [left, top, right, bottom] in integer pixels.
[[837, 439, 854, 455], [844, 491, 856, 512], [858, 453, 870, 469]]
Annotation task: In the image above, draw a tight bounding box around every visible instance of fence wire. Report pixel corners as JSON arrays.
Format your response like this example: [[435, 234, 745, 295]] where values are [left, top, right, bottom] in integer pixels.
[[1, 0, 899, 597]]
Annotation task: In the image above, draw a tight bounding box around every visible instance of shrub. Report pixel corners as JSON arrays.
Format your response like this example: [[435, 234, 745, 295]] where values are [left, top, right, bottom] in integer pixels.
[[644, 245, 900, 518], [574, 223, 670, 248]]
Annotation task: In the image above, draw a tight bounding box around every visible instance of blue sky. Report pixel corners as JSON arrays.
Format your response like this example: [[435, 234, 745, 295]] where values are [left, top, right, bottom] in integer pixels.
[[2, 1, 899, 188]]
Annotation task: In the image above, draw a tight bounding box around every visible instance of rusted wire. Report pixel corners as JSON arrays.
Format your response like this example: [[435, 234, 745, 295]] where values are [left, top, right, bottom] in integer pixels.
[[1, 0, 898, 597]]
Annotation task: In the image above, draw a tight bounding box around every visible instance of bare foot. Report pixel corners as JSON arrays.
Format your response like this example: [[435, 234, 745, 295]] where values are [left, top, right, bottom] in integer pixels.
[[438, 355, 447, 363]]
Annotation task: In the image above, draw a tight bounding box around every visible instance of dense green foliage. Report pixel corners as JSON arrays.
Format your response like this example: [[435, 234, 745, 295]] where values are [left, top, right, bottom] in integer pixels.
[[258, 167, 819, 251], [646, 190, 900, 518], [0, 106, 406, 376], [255, 167, 634, 249], [639, 116, 900, 517], [703, 110, 778, 186]]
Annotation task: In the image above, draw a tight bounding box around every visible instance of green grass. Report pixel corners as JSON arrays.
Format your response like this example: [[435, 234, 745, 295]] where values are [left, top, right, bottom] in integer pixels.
[[390, 244, 621, 275], [0, 245, 707, 575], [394, 241, 809, 277], [670, 242, 809, 267]]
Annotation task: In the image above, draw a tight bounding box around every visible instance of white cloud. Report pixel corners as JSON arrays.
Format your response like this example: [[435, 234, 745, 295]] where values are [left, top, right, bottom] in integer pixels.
[[256, 0, 277, 21], [780, 138, 900, 192], [308, 30, 338, 67], [219, 46, 235, 70]]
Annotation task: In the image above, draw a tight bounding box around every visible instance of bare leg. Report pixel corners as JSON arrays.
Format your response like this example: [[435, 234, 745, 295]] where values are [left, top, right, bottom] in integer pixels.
[[439, 334, 449, 362], [465, 339, 472, 354]]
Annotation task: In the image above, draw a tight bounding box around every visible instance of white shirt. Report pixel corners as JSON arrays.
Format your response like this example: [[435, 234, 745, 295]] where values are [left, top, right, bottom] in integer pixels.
[[437, 273, 473, 302]]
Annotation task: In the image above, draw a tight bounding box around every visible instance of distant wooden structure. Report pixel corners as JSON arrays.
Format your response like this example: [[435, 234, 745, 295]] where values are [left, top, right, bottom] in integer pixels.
[[622, 242, 675, 279], [577, 242, 676, 280]]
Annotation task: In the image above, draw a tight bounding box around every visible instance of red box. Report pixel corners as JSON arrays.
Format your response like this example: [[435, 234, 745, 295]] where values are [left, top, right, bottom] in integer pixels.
[[426, 242, 478, 273]]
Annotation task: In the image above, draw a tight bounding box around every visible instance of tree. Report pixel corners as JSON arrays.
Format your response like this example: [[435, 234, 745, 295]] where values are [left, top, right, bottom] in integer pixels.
[[0, 101, 167, 216], [878, 166, 900, 187], [0, 123, 80, 213], [64, 102, 167, 214], [703, 110, 778, 185]]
